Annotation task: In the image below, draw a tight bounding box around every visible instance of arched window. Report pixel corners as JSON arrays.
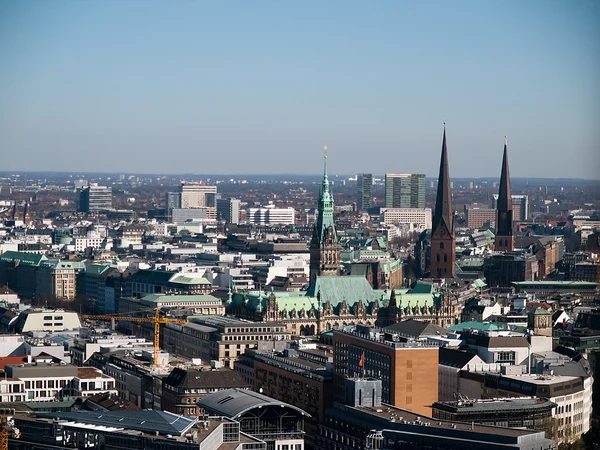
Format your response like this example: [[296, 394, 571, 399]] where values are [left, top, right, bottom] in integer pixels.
[[440, 242, 444, 250], [444, 254, 447, 262], [436, 254, 440, 262]]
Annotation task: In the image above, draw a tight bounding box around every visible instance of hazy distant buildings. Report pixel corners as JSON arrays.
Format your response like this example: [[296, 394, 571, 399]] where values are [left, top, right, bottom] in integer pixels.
[[180, 183, 217, 208], [165, 191, 181, 220], [356, 173, 373, 212], [217, 198, 241, 224], [247, 206, 295, 225], [79, 184, 112, 212], [385, 173, 425, 209]]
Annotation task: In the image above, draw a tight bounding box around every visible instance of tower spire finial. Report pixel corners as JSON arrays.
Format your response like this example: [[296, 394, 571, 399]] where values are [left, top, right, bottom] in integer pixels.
[[504, 135, 507, 146]]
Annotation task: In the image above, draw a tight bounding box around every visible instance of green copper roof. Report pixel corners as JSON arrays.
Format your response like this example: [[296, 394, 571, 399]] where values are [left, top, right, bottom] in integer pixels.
[[411, 281, 435, 294], [170, 275, 212, 285], [306, 275, 378, 307], [83, 263, 112, 276], [0, 251, 47, 266], [449, 321, 507, 332]]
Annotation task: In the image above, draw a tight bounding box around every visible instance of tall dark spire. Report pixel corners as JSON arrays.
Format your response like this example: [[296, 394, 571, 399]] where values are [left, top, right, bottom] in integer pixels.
[[432, 126, 453, 235], [496, 137, 514, 250], [429, 125, 456, 278]]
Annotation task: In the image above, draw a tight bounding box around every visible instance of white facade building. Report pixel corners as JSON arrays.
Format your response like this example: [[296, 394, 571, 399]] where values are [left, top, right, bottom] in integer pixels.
[[247, 206, 295, 225], [381, 208, 432, 231]]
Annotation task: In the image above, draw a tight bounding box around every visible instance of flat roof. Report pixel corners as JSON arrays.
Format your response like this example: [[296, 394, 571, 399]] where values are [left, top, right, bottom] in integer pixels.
[[334, 402, 537, 438], [433, 397, 556, 413]]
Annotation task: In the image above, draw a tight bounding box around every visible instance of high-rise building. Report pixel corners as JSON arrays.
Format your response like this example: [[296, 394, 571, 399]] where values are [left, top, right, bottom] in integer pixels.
[[79, 185, 112, 212], [385, 174, 425, 209], [165, 191, 181, 220], [333, 325, 439, 416], [217, 198, 241, 224], [429, 127, 455, 278], [357, 173, 373, 212], [309, 148, 342, 283], [179, 183, 217, 208], [495, 137, 514, 251]]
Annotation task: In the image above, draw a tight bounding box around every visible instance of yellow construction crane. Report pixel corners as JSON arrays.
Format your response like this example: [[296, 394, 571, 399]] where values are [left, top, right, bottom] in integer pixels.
[[80, 309, 186, 367]]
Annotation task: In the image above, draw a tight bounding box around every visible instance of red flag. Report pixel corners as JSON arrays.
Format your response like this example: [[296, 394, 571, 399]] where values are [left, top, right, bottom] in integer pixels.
[[358, 352, 365, 368]]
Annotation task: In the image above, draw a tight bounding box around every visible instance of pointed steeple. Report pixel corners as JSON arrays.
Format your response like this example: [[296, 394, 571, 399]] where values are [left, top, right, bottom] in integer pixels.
[[495, 136, 514, 250], [432, 125, 453, 235], [430, 125, 456, 278], [497, 136, 512, 218], [315, 145, 336, 242]]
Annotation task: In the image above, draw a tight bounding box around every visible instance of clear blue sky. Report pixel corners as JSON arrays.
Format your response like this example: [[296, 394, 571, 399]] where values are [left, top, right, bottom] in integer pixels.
[[1, 0, 599, 178]]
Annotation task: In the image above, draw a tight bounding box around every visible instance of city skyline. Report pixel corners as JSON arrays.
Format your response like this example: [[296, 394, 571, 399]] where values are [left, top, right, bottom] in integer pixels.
[[1, 1, 599, 178]]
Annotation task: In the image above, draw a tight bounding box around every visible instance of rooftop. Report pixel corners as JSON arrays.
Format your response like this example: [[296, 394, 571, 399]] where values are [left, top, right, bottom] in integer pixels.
[[35, 410, 197, 436], [432, 397, 556, 414], [197, 388, 310, 419]]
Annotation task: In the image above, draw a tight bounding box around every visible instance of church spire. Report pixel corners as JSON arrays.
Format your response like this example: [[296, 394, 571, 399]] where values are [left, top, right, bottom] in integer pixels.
[[495, 136, 514, 250], [432, 125, 453, 235], [429, 125, 456, 278]]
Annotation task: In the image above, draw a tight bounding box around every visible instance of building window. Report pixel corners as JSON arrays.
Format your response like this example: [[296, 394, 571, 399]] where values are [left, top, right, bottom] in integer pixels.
[[440, 243, 444, 250]]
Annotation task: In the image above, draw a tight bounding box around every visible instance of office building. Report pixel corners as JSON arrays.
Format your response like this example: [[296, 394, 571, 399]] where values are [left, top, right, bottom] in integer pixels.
[[315, 378, 555, 450], [79, 184, 112, 212], [384, 174, 425, 209], [180, 182, 217, 208], [165, 191, 181, 219], [381, 208, 432, 230], [357, 173, 373, 212], [333, 325, 438, 416], [217, 197, 242, 224], [247, 206, 295, 225], [432, 397, 556, 432], [459, 371, 592, 444], [465, 206, 497, 229], [161, 316, 292, 369], [430, 127, 456, 278], [35, 260, 85, 301]]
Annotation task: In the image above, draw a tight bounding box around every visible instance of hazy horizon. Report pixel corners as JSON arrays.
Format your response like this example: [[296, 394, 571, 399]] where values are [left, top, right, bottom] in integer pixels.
[[1, 1, 599, 178]]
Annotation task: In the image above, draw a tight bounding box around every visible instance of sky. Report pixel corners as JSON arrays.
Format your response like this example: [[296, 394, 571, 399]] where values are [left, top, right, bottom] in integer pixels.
[[1, 1, 599, 179]]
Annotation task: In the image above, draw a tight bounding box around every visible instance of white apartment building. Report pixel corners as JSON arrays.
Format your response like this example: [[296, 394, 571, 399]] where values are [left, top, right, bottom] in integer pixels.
[[0, 379, 26, 403], [247, 206, 295, 225], [74, 237, 105, 252], [381, 207, 432, 231]]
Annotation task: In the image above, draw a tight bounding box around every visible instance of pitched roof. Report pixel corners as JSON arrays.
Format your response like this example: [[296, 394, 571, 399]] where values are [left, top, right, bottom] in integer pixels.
[[438, 347, 480, 368], [37, 410, 196, 436], [306, 275, 379, 307], [0, 251, 48, 266], [384, 319, 449, 338], [197, 388, 310, 419]]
